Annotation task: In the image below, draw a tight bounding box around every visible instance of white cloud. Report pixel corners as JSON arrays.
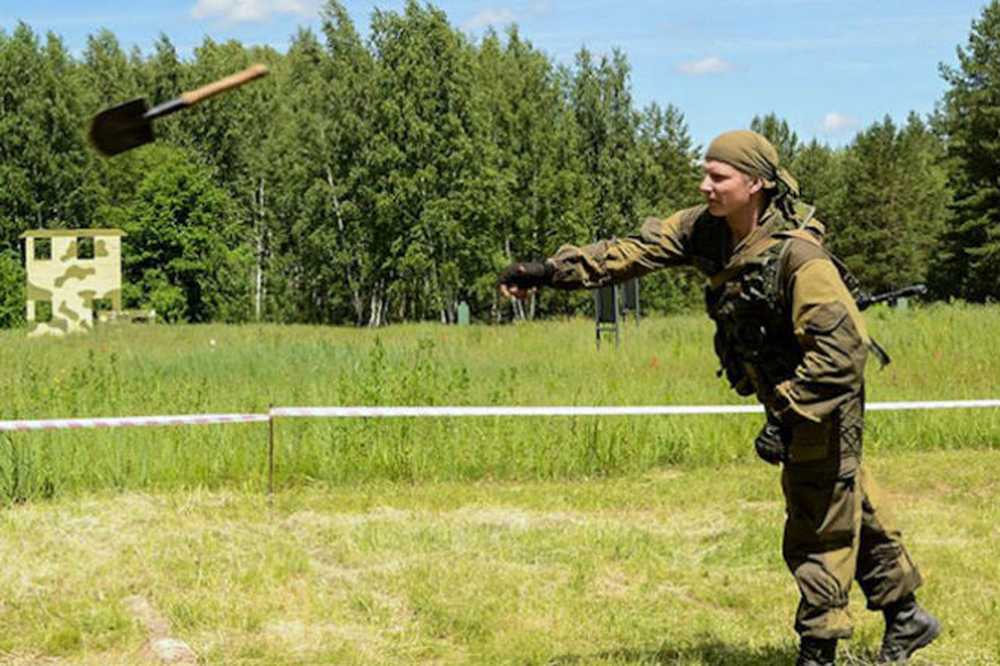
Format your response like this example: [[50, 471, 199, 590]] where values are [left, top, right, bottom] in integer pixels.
[[191, 0, 311, 23], [463, 8, 517, 31], [820, 112, 860, 134], [677, 56, 733, 76]]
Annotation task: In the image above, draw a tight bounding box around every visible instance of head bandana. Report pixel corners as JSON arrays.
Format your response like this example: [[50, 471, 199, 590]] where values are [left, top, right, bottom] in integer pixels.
[[705, 130, 800, 215]]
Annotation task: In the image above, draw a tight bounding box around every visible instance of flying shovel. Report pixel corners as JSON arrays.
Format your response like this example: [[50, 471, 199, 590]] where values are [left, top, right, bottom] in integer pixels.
[[88, 63, 270, 157]]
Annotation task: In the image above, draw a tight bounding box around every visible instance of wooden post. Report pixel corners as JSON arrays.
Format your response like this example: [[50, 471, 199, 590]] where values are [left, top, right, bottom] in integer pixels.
[[267, 406, 275, 506]]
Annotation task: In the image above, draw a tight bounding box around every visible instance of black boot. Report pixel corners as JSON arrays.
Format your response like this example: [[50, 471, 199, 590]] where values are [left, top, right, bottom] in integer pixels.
[[877, 595, 941, 663], [797, 637, 837, 666]]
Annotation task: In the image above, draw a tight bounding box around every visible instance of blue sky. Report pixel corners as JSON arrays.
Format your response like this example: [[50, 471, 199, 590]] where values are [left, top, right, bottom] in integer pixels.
[[1, 0, 988, 148]]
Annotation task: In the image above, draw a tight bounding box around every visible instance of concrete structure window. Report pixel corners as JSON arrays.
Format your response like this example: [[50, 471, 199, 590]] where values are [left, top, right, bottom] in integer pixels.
[[34, 300, 53, 323], [34, 239, 51, 261], [77, 237, 95, 260]]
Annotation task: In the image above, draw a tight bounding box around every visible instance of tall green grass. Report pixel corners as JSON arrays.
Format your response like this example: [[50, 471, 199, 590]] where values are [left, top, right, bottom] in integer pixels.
[[1, 303, 998, 501]]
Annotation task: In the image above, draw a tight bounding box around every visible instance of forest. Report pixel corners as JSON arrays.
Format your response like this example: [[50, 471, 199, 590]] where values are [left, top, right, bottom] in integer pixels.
[[2, 0, 999, 327]]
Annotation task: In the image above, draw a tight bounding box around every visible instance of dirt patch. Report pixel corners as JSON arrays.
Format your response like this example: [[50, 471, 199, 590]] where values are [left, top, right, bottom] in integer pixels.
[[123, 595, 170, 638], [148, 638, 198, 664], [123, 595, 197, 664], [263, 619, 385, 661]]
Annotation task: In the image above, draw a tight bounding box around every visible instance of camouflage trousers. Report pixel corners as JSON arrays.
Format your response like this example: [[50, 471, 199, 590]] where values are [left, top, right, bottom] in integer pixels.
[[780, 395, 923, 640]]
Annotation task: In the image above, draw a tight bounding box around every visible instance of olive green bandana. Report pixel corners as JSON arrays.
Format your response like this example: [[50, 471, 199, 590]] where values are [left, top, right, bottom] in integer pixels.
[[705, 130, 800, 215]]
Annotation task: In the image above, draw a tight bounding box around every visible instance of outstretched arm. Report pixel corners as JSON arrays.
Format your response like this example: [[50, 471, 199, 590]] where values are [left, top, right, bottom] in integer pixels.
[[548, 214, 693, 289], [499, 210, 697, 298]]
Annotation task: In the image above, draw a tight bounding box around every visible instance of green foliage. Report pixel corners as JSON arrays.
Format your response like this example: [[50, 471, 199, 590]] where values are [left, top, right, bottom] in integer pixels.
[[750, 112, 801, 164], [636, 102, 703, 215], [105, 145, 252, 322], [0, 305, 997, 500], [790, 139, 844, 217], [571, 47, 641, 240], [262, 5, 379, 325], [2, 3, 998, 324], [365, 1, 498, 324], [934, 0, 1000, 301], [0, 250, 25, 328], [0, 24, 92, 241], [827, 115, 950, 292], [632, 103, 704, 313]]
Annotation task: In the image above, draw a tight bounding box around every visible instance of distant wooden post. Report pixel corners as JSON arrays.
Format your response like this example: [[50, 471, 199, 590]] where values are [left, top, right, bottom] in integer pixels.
[[457, 301, 470, 326], [267, 405, 275, 507], [621, 278, 640, 327], [594, 285, 619, 350]]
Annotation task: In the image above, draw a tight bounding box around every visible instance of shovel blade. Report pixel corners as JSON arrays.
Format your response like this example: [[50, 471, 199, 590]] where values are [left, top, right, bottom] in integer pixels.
[[88, 98, 154, 157]]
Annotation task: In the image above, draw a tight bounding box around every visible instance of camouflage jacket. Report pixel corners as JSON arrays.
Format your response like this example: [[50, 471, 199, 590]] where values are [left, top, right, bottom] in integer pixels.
[[546, 203, 870, 425]]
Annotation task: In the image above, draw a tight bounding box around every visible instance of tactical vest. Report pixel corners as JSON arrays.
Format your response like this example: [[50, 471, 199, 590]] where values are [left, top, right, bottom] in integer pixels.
[[705, 237, 800, 397], [703, 207, 886, 398]]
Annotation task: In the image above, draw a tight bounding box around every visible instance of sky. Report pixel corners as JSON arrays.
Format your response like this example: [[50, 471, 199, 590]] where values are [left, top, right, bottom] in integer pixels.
[[1, 0, 990, 148]]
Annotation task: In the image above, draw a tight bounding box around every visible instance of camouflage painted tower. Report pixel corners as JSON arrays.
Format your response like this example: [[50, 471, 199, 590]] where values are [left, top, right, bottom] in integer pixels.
[[21, 229, 125, 337]]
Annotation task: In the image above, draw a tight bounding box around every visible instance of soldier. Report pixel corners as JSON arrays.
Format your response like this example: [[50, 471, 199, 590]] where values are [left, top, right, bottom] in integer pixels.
[[498, 130, 940, 665]]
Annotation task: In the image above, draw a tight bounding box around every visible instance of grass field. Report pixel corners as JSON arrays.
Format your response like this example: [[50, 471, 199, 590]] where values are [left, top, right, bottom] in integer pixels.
[[0, 303, 998, 663], [1, 303, 999, 501], [0, 451, 997, 664], [0, 306, 1000, 500]]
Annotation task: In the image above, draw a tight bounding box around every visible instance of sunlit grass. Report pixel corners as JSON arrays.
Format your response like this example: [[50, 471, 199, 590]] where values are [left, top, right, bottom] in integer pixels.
[[0, 450, 995, 664], [0, 304, 997, 663], [0, 303, 998, 501]]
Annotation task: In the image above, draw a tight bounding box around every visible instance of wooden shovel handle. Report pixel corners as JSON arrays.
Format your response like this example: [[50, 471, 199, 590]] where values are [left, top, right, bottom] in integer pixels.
[[180, 64, 269, 106]]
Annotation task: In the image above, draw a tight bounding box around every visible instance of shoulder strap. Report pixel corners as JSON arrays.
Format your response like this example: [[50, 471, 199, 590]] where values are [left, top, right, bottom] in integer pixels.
[[774, 228, 822, 247], [788, 234, 893, 368], [707, 237, 782, 290]]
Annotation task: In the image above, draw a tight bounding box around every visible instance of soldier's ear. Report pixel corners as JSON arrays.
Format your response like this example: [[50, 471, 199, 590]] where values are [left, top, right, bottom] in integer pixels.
[[748, 177, 764, 195]]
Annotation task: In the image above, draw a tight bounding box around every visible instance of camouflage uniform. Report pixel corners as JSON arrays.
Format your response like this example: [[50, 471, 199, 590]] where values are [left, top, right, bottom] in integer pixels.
[[546, 201, 923, 641]]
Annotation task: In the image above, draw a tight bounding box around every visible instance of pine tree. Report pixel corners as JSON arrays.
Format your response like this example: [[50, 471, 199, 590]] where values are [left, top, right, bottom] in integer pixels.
[[934, 0, 1000, 300], [790, 139, 843, 219], [750, 113, 801, 164], [829, 115, 949, 292], [635, 102, 701, 216]]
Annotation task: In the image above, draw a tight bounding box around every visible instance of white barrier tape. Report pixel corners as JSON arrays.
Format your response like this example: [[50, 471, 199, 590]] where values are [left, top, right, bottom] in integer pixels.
[[3, 400, 998, 433], [866, 399, 1000, 412], [271, 405, 762, 418], [0, 413, 270, 433], [271, 399, 1000, 419]]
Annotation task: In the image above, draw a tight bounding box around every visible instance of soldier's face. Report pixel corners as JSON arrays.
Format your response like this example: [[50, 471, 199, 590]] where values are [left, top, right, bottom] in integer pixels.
[[699, 160, 760, 217]]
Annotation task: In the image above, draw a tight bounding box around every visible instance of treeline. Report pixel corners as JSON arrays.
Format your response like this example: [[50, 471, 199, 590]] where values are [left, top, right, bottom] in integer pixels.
[[1, 0, 999, 327]]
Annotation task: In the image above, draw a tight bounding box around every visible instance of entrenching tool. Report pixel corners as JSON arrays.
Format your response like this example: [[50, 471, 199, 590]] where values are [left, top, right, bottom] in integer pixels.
[[88, 64, 270, 157]]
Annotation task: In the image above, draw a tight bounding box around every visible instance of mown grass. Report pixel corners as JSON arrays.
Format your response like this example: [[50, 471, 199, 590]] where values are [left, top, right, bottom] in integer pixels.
[[0, 450, 996, 664], [1, 303, 999, 501]]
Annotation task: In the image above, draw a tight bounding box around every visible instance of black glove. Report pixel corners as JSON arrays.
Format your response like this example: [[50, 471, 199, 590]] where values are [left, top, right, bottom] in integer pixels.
[[754, 420, 787, 465], [498, 261, 553, 290]]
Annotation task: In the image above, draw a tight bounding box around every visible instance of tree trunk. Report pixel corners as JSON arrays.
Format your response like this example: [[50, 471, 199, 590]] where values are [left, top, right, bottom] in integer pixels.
[[326, 166, 365, 324], [254, 177, 265, 322], [368, 284, 383, 328], [504, 235, 524, 321]]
